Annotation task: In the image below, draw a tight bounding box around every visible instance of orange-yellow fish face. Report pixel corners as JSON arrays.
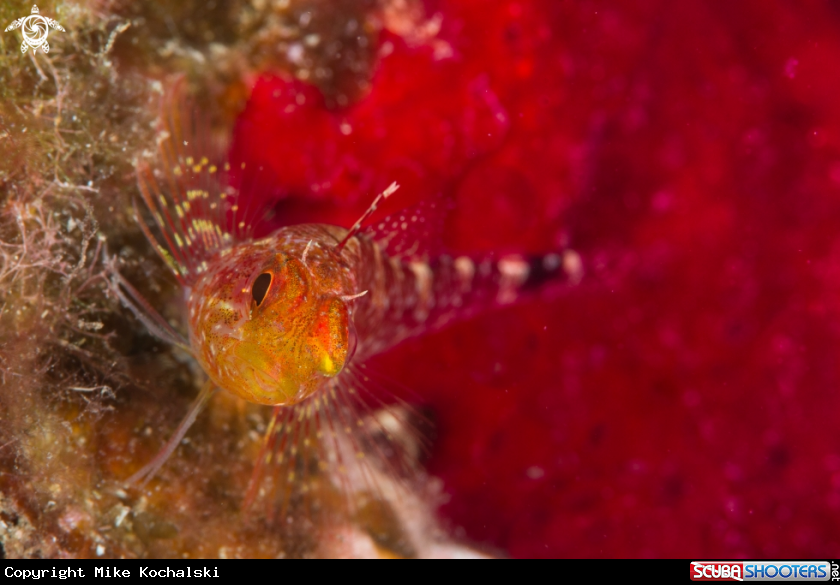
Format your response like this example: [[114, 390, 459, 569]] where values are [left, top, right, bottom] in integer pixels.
[[188, 245, 354, 406]]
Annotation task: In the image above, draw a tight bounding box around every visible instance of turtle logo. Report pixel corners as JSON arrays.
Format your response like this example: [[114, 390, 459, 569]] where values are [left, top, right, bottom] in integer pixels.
[[5, 5, 65, 54]]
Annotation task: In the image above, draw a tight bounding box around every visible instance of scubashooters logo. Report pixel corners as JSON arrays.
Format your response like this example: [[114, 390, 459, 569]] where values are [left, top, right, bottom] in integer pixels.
[[691, 561, 832, 581]]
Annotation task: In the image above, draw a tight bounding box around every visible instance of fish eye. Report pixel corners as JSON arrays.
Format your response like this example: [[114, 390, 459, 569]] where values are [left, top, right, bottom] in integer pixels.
[[251, 273, 272, 306]]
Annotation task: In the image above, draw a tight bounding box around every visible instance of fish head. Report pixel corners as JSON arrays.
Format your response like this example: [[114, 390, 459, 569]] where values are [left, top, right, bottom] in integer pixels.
[[187, 234, 355, 406]]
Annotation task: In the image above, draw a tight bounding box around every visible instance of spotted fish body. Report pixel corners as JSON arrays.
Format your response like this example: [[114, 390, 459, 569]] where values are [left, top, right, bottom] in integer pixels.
[[124, 91, 581, 513]]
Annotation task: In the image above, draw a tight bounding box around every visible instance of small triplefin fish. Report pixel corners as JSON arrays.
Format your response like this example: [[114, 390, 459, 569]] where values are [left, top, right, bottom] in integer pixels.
[[112, 89, 582, 515]]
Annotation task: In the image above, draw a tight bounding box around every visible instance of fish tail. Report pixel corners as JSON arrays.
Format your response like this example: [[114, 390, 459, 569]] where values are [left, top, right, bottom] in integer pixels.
[[492, 248, 584, 300], [352, 242, 584, 351], [427, 248, 584, 319]]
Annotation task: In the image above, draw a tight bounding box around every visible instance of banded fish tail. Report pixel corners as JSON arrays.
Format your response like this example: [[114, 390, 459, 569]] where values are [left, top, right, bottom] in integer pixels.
[[346, 234, 584, 357], [511, 249, 584, 294]]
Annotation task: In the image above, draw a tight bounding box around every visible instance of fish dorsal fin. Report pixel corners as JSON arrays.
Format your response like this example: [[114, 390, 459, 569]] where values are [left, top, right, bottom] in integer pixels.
[[135, 82, 250, 285], [362, 194, 451, 261]]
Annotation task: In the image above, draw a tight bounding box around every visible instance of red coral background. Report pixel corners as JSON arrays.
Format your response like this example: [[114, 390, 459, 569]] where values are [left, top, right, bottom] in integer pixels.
[[231, 0, 840, 558]]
